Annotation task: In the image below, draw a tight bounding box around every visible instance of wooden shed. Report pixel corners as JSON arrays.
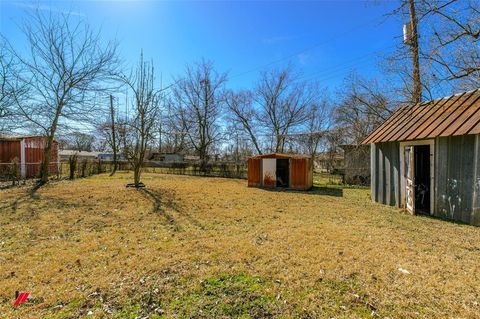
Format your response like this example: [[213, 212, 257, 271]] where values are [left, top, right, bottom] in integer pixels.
[[247, 153, 313, 190], [362, 89, 480, 226], [0, 135, 59, 178]]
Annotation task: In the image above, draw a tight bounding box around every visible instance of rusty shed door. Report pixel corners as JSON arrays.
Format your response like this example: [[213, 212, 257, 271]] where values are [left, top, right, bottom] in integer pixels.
[[290, 158, 307, 189], [247, 158, 261, 187]]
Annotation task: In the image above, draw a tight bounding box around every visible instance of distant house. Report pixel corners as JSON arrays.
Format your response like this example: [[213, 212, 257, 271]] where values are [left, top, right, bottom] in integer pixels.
[[59, 150, 100, 162], [97, 153, 124, 161], [0, 135, 59, 178], [149, 152, 184, 163], [184, 155, 200, 162], [362, 89, 480, 226], [340, 144, 370, 185]]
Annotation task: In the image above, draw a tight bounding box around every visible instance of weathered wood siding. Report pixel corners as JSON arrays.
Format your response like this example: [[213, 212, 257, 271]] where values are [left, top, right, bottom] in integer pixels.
[[435, 135, 476, 224], [371, 142, 401, 207]]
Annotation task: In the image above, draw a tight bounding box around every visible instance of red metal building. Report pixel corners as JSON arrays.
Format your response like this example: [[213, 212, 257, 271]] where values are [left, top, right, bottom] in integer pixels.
[[0, 135, 59, 178], [247, 153, 313, 190]]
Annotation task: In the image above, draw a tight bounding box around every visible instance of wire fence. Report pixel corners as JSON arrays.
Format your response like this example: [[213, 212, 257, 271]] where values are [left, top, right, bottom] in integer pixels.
[[0, 160, 366, 186]]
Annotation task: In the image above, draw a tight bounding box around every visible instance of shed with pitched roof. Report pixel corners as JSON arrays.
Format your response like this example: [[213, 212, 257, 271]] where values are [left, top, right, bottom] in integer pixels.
[[362, 89, 480, 225]]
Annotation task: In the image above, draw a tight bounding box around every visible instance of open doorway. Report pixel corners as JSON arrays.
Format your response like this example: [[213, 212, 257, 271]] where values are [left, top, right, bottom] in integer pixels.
[[414, 145, 430, 214], [276, 159, 289, 187]]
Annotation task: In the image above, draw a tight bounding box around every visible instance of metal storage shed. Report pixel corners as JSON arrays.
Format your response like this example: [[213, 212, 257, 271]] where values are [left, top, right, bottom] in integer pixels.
[[362, 89, 480, 226], [0, 135, 59, 178], [247, 153, 313, 190]]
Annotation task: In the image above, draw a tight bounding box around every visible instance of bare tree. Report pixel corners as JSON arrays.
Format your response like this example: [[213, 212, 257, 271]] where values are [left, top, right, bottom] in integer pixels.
[[172, 60, 227, 171], [334, 73, 394, 144], [254, 67, 316, 153], [6, 10, 118, 184], [293, 99, 330, 159], [66, 132, 96, 152], [386, 0, 480, 100], [0, 40, 27, 132], [122, 53, 160, 188], [225, 90, 263, 155], [423, 0, 480, 89]]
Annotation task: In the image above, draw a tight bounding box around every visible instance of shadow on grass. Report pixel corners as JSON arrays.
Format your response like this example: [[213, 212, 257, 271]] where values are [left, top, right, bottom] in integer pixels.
[[260, 185, 343, 197], [139, 187, 205, 231], [416, 211, 472, 226], [139, 188, 179, 229]]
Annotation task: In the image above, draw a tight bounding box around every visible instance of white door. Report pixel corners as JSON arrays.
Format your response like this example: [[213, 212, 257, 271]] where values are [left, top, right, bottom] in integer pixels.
[[262, 158, 276, 187], [405, 146, 415, 214]]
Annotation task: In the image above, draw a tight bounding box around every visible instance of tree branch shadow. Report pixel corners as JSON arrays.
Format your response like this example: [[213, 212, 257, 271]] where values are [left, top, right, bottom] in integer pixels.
[[139, 188, 204, 231]]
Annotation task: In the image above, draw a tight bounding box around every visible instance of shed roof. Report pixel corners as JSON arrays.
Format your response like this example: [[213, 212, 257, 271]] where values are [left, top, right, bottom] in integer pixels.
[[0, 134, 46, 141], [250, 153, 311, 159], [362, 89, 480, 144]]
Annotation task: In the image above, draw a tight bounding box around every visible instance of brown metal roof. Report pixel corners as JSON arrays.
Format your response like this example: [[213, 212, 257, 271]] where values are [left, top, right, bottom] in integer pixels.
[[362, 89, 480, 144]]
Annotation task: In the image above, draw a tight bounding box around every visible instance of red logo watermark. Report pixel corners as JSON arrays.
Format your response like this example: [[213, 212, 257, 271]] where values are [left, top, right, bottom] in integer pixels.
[[14, 291, 30, 307]]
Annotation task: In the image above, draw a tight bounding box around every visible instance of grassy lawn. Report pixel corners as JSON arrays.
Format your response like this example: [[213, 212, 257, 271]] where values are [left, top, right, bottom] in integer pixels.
[[1, 172, 479, 318]]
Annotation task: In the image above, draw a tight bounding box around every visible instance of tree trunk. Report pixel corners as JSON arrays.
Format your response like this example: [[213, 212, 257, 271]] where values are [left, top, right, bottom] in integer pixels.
[[133, 164, 141, 187], [110, 95, 118, 176], [69, 155, 77, 180], [40, 135, 55, 184]]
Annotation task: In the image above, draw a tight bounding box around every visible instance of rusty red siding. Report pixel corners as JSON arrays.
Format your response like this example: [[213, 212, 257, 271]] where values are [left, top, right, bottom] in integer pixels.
[[0, 136, 59, 178], [247, 158, 261, 187], [247, 153, 313, 190]]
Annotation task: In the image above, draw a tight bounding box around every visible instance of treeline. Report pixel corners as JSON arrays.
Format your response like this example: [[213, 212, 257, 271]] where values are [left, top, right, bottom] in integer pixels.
[[1, 0, 479, 187]]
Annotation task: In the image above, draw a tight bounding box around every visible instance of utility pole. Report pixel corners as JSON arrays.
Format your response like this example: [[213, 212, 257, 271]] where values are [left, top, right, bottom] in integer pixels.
[[407, 0, 422, 104], [109, 95, 118, 176]]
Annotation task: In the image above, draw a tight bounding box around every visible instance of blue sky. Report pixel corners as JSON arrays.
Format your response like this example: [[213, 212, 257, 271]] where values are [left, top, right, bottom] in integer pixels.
[[1, 0, 401, 91]]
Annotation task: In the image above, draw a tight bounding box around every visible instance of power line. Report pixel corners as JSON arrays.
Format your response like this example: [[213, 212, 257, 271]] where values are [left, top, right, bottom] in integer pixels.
[[230, 13, 389, 79], [291, 42, 398, 84]]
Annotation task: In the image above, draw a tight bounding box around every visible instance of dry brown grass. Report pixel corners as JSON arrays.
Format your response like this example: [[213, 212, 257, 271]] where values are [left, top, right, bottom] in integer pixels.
[[0, 172, 479, 318]]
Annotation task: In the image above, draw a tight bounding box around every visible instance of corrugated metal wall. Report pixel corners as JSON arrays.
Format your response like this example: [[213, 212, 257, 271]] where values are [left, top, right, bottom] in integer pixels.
[[435, 135, 476, 224], [371, 142, 401, 207], [290, 158, 313, 190], [247, 158, 261, 187], [24, 137, 59, 177], [372, 136, 480, 226], [0, 140, 21, 162], [247, 155, 313, 190], [0, 137, 59, 178]]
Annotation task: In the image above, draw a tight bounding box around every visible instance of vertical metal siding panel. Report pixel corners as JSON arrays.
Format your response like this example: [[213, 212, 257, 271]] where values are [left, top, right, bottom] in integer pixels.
[[391, 142, 400, 207], [444, 135, 472, 223], [460, 135, 475, 223], [385, 144, 391, 205], [248, 158, 261, 187], [472, 134, 480, 226], [0, 141, 20, 162], [435, 137, 448, 219], [378, 144, 385, 204], [371, 144, 377, 202], [291, 158, 306, 189], [309, 159, 313, 189]]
